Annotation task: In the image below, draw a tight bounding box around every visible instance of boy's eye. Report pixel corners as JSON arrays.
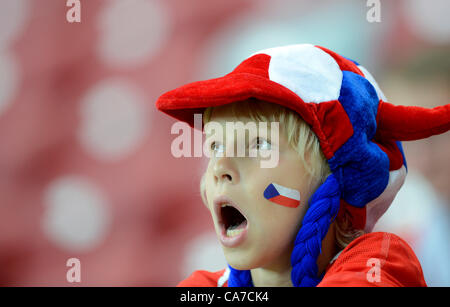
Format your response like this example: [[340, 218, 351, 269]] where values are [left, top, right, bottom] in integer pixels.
[[255, 137, 271, 150], [211, 141, 225, 153]]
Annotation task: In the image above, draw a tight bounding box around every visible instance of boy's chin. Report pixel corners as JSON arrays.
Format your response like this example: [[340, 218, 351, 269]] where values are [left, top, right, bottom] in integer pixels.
[[222, 247, 257, 271]]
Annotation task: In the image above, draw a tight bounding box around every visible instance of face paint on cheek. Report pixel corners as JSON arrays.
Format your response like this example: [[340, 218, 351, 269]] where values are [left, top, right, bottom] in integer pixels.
[[263, 183, 301, 208]]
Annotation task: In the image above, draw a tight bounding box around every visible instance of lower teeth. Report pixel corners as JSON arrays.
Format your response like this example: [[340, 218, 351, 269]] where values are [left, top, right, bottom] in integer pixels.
[[226, 227, 244, 237]]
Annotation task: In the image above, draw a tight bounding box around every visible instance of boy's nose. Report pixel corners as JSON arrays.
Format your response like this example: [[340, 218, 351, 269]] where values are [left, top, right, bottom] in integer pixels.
[[213, 157, 240, 185]]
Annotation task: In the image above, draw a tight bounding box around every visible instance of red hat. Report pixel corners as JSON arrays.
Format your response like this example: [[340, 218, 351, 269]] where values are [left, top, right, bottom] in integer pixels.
[[156, 44, 450, 233]]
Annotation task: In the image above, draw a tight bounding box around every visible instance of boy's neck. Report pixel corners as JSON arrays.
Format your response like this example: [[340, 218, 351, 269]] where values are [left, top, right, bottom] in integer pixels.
[[250, 254, 293, 287], [250, 222, 338, 287]]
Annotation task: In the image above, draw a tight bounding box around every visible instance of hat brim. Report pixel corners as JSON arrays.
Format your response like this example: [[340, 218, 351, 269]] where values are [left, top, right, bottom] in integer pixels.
[[156, 72, 316, 129]]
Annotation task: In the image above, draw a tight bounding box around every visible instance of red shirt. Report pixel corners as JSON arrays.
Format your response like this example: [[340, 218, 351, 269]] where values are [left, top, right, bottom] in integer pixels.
[[177, 232, 427, 287]]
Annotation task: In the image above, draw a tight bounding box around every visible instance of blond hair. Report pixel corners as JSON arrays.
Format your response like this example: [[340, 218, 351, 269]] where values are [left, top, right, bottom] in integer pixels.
[[201, 98, 364, 248]]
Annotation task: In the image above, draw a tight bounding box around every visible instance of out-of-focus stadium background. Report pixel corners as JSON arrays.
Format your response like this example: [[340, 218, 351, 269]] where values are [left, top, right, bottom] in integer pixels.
[[0, 0, 448, 286]]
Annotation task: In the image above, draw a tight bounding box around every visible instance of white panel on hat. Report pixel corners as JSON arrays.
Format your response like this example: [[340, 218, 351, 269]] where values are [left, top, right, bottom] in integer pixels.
[[357, 65, 388, 102], [256, 44, 343, 103], [364, 166, 407, 233]]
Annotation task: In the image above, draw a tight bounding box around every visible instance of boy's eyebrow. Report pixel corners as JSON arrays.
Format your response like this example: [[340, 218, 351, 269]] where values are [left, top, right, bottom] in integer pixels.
[[204, 122, 278, 144]]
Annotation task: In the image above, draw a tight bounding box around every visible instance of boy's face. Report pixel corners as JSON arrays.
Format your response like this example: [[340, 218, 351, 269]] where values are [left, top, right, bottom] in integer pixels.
[[203, 104, 315, 271]]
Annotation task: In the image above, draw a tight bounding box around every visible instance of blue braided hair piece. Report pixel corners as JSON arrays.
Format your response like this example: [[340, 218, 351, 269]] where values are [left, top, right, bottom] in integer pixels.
[[290, 173, 340, 286], [227, 265, 253, 287], [227, 174, 341, 287]]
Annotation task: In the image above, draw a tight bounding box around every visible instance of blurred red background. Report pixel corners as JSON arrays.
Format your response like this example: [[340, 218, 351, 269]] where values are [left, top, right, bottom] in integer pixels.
[[0, 0, 448, 286]]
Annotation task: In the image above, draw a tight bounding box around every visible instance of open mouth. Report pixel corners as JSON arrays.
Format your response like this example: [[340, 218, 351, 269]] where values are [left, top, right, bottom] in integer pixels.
[[220, 204, 248, 238]]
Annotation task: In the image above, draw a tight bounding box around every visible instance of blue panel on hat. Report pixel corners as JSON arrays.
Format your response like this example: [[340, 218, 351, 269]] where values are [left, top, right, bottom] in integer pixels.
[[328, 71, 389, 208], [396, 141, 408, 172]]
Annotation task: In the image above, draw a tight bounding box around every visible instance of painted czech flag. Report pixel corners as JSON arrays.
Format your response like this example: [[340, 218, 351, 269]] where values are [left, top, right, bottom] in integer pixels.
[[263, 183, 301, 208]]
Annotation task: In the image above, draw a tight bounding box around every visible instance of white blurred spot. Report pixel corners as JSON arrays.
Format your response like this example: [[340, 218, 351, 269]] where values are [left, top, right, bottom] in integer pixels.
[[404, 0, 450, 44], [0, 0, 29, 47], [182, 232, 227, 278], [97, 0, 171, 67], [78, 79, 149, 161], [0, 52, 19, 115], [42, 176, 112, 252]]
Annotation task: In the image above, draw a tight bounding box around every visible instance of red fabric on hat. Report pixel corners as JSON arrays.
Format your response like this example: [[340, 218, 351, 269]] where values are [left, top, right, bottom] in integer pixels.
[[229, 53, 270, 78], [156, 56, 314, 126], [372, 99, 405, 172], [313, 100, 354, 159], [373, 138, 404, 171], [375, 101, 450, 141]]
